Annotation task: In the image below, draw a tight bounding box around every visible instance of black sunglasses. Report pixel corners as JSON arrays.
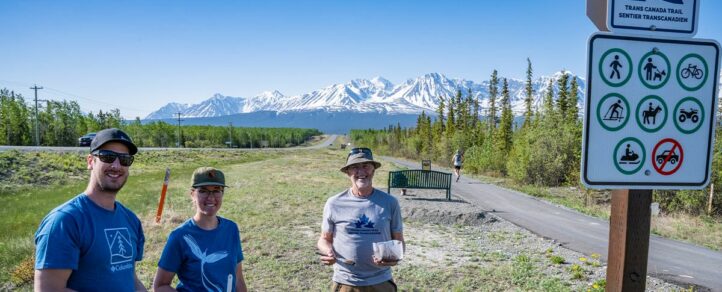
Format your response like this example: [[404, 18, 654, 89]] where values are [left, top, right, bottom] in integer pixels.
[[348, 147, 373, 159], [92, 150, 134, 167]]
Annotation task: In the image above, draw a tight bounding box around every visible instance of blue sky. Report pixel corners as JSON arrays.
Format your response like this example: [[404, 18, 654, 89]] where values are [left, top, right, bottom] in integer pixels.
[[1, 0, 720, 118]]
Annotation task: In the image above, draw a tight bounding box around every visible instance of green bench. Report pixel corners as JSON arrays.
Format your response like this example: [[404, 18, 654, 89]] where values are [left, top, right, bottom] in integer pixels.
[[387, 170, 452, 200]]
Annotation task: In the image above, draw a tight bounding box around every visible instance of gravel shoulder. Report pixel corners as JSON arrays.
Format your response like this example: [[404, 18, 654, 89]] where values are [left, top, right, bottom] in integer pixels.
[[392, 188, 686, 291]]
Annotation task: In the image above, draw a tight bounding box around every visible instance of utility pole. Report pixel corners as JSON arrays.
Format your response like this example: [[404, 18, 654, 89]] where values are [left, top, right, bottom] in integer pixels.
[[175, 112, 183, 148], [228, 122, 233, 148], [30, 85, 44, 146]]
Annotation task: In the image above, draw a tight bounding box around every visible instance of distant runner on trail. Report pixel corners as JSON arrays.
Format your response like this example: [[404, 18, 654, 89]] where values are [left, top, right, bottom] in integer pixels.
[[154, 167, 248, 292], [318, 147, 405, 291], [452, 149, 464, 182], [34, 128, 146, 291]]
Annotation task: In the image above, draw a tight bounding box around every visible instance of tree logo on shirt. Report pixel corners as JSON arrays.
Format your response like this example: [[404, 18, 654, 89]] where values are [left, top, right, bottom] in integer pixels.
[[183, 234, 231, 292], [353, 214, 375, 228], [104, 228, 134, 265]]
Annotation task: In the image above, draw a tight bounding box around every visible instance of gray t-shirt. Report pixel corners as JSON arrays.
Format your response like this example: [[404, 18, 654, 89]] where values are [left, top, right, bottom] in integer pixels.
[[321, 188, 403, 286]]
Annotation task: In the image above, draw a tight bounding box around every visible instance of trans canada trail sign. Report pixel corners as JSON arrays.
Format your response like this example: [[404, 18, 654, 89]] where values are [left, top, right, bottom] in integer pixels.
[[582, 33, 720, 189]]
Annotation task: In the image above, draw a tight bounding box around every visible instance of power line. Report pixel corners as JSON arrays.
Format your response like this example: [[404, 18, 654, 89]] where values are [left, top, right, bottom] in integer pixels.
[[0, 80, 149, 117]]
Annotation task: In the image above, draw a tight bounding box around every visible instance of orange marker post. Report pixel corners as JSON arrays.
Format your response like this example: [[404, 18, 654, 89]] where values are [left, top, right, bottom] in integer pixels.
[[155, 168, 171, 223]]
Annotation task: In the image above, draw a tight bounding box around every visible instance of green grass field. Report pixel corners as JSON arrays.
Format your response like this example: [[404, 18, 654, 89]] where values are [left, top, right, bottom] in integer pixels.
[[0, 146, 712, 290]]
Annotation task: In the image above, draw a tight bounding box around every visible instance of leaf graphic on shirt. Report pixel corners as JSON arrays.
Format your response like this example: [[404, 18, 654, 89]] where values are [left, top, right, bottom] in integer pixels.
[[354, 214, 375, 228], [182, 234, 228, 292], [206, 251, 228, 264], [183, 235, 205, 259]]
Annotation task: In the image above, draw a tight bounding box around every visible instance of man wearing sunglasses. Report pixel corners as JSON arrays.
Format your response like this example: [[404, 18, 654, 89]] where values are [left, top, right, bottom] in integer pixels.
[[318, 147, 404, 292], [34, 128, 147, 291]]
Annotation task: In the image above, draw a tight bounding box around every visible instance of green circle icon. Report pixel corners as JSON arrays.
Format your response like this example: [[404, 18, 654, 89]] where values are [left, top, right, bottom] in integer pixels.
[[599, 48, 633, 87], [613, 137, 646, 175], [635, 95, 668, 133], [638, 50, 671, 89], [597, 93, 630, 131], [676, 53, 708, 91], [673, 97, 705, 134]]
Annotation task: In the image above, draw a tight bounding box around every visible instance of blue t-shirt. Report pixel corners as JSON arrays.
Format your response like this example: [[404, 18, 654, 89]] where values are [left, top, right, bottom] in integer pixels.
[[34, 194, 145, 292], [158, 217, 244, 292]]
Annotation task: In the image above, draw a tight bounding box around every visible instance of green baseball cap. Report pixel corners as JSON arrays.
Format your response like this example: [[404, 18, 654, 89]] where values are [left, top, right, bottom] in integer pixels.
[[191, 167, 228, 187]]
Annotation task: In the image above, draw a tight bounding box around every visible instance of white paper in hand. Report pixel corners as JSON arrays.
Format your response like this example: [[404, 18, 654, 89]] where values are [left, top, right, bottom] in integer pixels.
[[372, 240, 404, 261]]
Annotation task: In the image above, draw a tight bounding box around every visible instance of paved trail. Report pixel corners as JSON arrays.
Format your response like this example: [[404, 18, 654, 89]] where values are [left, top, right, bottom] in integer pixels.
[[383, 156, 722, 291]]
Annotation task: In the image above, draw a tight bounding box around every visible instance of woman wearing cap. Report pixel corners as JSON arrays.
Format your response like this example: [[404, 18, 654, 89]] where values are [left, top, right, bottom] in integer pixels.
[[153, 167, 247, 292]]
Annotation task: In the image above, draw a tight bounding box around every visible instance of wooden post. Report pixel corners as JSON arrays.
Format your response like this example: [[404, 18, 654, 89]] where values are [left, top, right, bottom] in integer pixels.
[[606, 189, 652, 292], [708, 183, 715, 215]]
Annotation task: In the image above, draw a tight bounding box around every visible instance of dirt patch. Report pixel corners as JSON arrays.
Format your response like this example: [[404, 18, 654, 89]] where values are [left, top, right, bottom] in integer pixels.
[[403, 207, 497, 226]]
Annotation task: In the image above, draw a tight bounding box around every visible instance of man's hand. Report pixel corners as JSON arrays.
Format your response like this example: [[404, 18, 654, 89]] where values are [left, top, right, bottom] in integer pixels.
[[318, 250, 336, 265], [372, 256, 400, 266], [317, 232, 336, 265]]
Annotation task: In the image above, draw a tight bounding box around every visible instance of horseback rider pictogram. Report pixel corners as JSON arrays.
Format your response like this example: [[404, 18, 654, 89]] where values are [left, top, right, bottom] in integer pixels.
[[643, 102, 662, 124]]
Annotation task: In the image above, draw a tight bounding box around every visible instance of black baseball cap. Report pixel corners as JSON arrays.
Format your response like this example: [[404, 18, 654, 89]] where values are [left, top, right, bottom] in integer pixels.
[[90, 128, 138, 155]]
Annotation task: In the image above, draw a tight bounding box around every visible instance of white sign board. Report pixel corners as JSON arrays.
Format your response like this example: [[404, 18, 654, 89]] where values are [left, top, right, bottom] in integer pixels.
[[608, 0, 699, 37], [582, 33, 720, 189]]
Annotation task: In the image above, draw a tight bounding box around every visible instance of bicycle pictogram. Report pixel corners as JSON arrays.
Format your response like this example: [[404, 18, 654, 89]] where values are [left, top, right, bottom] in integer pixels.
[[680, 63, 704, 79]]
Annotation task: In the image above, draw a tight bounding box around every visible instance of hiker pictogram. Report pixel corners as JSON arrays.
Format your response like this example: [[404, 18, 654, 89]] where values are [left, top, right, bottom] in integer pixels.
[[599, 48, 632, 87], [613, 137, 645, 175], [652, 138, 684, 175], [609, 55, 623, 79], [673, 97, 705, 134]]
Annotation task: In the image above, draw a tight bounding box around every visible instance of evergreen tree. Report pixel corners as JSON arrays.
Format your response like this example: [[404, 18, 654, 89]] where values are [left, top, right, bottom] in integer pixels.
[[446, 97, 456, 137], [455, 90, 465, 131], [488, 70, 499, 130], [543, 79, 555, 118], [556, 72, 569, 118], [435, 97, 445, 130], [523, 58, 534, 127], [568, 75, 580, 122], [471, 89, 480, 127], [497, 78, 513, 156]]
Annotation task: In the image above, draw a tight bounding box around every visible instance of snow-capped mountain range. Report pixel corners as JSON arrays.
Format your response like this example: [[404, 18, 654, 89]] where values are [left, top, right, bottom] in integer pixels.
[[146, 72, 586, 119]]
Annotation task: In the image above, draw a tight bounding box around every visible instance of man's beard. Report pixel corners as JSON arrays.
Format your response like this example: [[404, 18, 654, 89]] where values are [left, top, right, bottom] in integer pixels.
[[95, 172, 128, 193]]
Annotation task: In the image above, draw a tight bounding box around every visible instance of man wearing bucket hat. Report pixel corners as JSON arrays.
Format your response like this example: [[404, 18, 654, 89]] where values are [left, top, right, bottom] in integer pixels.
[[34, 128, 147, 291], [154, 167, 247, 292], [317, 147, 404, 291]]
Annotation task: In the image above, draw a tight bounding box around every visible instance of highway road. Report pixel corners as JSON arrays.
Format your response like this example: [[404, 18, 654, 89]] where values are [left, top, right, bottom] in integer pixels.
[[0, 134, 338, 153], [383, 156, 722, 291]]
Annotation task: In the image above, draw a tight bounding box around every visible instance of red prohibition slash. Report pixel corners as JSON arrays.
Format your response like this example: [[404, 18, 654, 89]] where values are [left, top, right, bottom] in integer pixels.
[[652, 138, 684, 175]]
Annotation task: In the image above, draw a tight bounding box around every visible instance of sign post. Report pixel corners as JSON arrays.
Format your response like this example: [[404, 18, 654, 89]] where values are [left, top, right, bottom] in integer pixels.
[[421, 160, 431, 171], [585, 1, 719, 291]]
